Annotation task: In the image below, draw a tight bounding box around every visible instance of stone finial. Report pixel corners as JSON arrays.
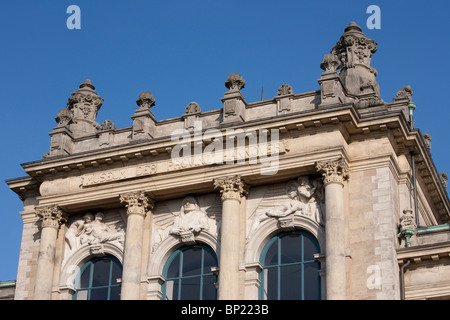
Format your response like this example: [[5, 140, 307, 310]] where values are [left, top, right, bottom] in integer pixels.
[[225, 73, 245, 92], [67, 79, 104, 112], [320, 52, 340, 73], [393, 85, 413, 102], [330, 22, 383, 108], [440, 172, 448, 189], [185, 102, 201, 114], [55, 108, 73, 127], [423, 133, 431, 151], [277, 84, 294, 96], [136, 91, 156, 109], [100, 119, 116, 131]]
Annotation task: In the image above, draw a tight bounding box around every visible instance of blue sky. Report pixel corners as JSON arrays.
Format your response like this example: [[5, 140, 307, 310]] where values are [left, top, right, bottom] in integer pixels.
[[0, 0, 449, 282]]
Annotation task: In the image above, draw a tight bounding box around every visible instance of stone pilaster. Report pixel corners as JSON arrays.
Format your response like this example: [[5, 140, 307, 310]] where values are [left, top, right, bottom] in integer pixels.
[[34, 205, 67, 300], [119, 191, 154, 300], [213, 175, 248, 299], [316, 158, 349, 300]]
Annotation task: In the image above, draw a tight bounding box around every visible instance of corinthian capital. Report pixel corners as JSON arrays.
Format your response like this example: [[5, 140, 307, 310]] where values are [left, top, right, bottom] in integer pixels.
[[120, 191, 154, 217], [315, 158, 350, 186], [35, 205, 68, 230], [213, 175, 248, 202]]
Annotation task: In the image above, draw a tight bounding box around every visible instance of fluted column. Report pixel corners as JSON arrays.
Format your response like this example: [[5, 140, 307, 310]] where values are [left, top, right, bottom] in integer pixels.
[[316, 158, 349, 300], [119, 191, 154, 300], [214, 175, 247, 300], [34, 205, 67, 300]]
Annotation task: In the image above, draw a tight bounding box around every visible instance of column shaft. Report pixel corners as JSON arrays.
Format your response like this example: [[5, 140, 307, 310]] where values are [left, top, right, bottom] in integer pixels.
[[120, 192, 152, 300], [214, 175, 247, 300], [34, 205, 67, 300], [316, 158, 349, 300]]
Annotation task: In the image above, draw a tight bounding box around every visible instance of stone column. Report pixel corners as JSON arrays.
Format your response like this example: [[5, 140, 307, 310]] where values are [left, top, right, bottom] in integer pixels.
[[316, 158, 349, 300], [119, 191, 154, 300], [34, 205, 67, 300], [214, 175, 247, 300]]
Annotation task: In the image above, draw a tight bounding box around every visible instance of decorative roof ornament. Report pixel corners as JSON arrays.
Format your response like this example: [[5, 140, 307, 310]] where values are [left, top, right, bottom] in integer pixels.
[[67, 79, 104, 113], [185, 102, 201, 114], [225, 73, 245, 92], [393, 85, 413, 102], [136, 91, 156, 109], [277, 84, 294, 96]]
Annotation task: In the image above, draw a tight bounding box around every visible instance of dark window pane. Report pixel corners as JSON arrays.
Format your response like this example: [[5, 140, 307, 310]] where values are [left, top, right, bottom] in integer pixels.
[[280, 264, 302, 300], [92, 259, 111, 287], [110, 260, 122, 284], [90, 287, 109, 300], [303, 234, 319, 261], [167, 253, 180, 278], [109, 285, 121, 300], [264, 240, 278, 266], [280, 234, 301, 264], [304, 262, 320, 300], [182, 248, 202, 277], [79, 265, 91, 288], [202, 275, 217, 300], [172, 279, 179, 300], [203, 249, 217, 271], [266, 267, 278, 300], [180, 277, 200, 300]]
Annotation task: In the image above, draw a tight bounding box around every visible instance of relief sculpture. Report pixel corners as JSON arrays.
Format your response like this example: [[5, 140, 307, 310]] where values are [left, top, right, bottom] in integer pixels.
[[151, 195, 221, 251], [247, 176, 324, 241], [64, 211, 125, 262]]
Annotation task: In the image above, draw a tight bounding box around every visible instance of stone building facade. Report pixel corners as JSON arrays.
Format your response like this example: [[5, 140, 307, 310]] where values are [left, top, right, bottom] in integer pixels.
[[6, 22, 450, 300]]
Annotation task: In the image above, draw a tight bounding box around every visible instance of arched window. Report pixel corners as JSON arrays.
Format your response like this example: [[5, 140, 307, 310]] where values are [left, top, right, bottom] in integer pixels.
[[162, 245, 218, 300], [73, 255, 122, 300], [259, 230, 321, 300]]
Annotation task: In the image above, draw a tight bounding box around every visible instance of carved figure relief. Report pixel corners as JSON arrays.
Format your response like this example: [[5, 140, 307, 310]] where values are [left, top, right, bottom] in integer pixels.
[[151, 195, 221, 251], [247, 176, 324, 241], [64, 211, 125, 262]]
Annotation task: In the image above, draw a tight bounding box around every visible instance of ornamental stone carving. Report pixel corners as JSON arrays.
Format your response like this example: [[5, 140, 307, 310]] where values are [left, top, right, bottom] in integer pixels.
[[329, 22, 383, 108], [136, 91, 156, 109], [398, 209, 416, 247], [320, 53, 340, 73], [214, 175, 248, 202], [315, 158, 350, 186], [277, 84, 294, 96], [35, 205, 68, 230], [55, 108, 73, 127], [169, 196, 210, 245], [392, 85, 413, 102], [247, 176, 324, 240], [100, 119, 116, 131], [185, 102, 201, 114], [120, 191, 153, 217], [225, 73, 245, 92], [423, 133, 431, 151], [64, 211, 126, 262], [440, 172, 448, 190]]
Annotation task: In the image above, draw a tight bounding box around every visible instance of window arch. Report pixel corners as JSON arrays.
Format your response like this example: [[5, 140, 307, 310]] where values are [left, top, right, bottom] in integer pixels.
[[162, 244, 218, 300], [259, 230, 321, 300], [73, 255, 122, 300]]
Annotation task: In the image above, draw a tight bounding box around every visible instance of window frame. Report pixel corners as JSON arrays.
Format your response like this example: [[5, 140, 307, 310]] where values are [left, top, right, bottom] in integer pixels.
[[259, 230, 321, 300], [161, 244, 218, 300], [72, 255, 122, 300]]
